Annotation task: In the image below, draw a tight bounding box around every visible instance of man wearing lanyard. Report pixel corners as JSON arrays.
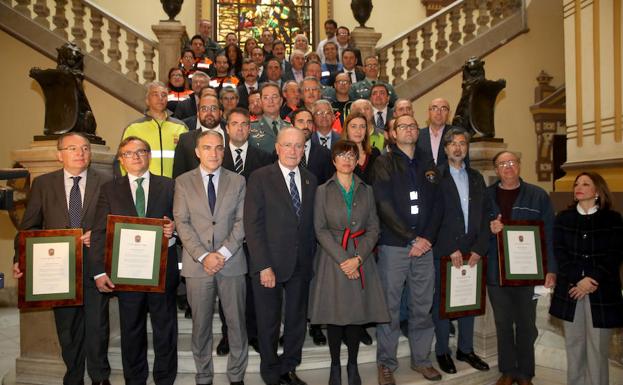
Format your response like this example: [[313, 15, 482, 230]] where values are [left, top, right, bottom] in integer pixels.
[[371, 114, 442, 383]]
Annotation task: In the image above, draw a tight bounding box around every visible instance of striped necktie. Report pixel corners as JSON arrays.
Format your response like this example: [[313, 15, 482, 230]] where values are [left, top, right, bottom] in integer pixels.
[[234, 148, 244, 174]]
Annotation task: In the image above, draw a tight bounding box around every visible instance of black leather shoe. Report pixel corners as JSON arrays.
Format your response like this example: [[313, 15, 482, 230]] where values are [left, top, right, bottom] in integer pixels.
[[231, 381, 244, 385], [92, 380, 111, 385], [346, 363, 361, 385], [436, 353, 457, 374], [360, 329, 372, 345], [456, 350, 489, 371], [280, 371, 307, 385], [309, 325, 327, 346], [217, 336, 230, 356], [249, 337, 260, 353], [329, 364, 341, 385]]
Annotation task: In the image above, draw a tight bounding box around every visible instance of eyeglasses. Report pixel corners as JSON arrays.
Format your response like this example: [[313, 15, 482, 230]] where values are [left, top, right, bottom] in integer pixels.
[[365, 63, 379, 68], [496, 160, 519, 168], [199, 105, 219, 112], [120, 149, 149, 158], [60, 145, 90, 153], [429, 105, 450, 113], [303, 87, 320, 92], [336, 152, 357, 161], [314, 111, 333, 117], [396, 124, 418, 131], [335, 80, 350, 85]]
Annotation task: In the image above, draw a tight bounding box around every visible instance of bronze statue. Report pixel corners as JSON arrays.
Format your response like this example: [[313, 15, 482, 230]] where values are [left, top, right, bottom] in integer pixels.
[[351, 0, 373, 28], [29, 42, 104, 144], [161, 0, 183, 21], [452, 57, 506, 138]]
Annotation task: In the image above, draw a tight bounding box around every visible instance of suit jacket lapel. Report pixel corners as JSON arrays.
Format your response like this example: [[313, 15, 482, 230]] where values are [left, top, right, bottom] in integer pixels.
[[118, 177, 139, 217], [300, 168, 314, 215], [190, 168, 211, 217], [82, 169, 99, 219], [146, 175, 163, 218], [270, 164, 297, 217], [214, 168, 230, 216], [53, 170, 71, 227]]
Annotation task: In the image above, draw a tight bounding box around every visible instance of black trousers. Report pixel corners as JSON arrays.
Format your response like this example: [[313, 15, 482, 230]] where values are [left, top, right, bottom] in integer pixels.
[[487, 285, 538, 381], [117, 253, 179, 385], [54, 280, 110, 385], [252, 271, 310, 384]]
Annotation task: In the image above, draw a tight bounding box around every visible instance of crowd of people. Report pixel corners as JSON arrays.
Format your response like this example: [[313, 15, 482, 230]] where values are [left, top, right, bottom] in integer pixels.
[[12, 16, 623, 385]]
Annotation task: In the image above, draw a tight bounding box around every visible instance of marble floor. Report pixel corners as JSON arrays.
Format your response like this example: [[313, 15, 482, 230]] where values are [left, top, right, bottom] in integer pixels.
[[0, 305, 621, 385]]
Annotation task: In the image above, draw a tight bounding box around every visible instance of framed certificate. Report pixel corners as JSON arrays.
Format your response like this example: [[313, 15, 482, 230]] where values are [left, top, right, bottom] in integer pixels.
[[439, 254, 486, 319], [17, 229, 83, 309], [104, 215, 168, 293], [497, 220, 547, 286]]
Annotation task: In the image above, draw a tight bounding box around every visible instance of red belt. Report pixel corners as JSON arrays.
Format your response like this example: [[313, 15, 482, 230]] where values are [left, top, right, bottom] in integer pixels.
[[341, 228, 366, 289]]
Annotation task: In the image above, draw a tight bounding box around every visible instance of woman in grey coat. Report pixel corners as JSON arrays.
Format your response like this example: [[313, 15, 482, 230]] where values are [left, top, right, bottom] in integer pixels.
[[308, 140, 390, 385]]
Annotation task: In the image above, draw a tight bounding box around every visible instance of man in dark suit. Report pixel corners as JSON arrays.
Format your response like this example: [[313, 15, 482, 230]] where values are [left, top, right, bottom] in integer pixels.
[[311, 100, 340, 150], [244, 127, 318, 385], [91, 136, 178, 385], [13, 132, 112, 385], [431, 127, 490, 375], [291, 108, 334, 188], [370, 83, 394, 135], [416, 98, 456, 167], [237, 59, 260, 110], [173, 94, 227, 178], [174, 71, 209, 120], [341, 48, 364, 85], [223, 107, 273, 353], [174, 130, 248, 385]]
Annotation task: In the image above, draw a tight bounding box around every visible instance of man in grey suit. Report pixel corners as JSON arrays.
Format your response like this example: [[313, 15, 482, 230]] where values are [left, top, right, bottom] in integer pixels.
[[174, 130, 248, 385], [249, 83, 291, 153], [13, 132, 111, 385]]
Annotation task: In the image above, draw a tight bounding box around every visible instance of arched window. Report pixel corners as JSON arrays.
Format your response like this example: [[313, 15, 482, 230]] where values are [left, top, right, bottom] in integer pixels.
[[213, 0, 315, 55]]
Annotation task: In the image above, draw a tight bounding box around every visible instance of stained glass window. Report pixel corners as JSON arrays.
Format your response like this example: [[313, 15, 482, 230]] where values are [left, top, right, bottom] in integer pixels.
[[214, 0, 314, 55]]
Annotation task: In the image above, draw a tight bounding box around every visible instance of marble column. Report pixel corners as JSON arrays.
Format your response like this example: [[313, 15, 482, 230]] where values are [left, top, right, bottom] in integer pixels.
[[350, 26, 381, 62], [152, 21, 186, 85]]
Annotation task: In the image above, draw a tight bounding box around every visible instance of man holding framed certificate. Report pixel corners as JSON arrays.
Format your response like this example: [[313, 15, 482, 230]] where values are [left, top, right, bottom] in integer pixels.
[[486, 151, 557, 385], [90, 136, 178, 385], [13, 132, 112, 385], [431, 128, 490, 375]]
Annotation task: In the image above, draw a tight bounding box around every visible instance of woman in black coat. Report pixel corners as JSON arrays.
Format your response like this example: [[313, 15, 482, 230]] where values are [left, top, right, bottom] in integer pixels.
[[549, 172, 623, 385]]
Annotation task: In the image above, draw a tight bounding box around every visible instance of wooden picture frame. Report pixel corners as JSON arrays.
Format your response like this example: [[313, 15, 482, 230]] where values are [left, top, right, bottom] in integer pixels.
[[439, 253, 486, 319], [497, 220, 547, 286], [18, 229, 83, 309], [104, 215, 168, 293]]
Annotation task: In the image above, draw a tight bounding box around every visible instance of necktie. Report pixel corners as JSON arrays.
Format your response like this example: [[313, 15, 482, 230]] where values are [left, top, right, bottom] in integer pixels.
[[319, 136, 329, 148], [207, 174, 216, 214], [299, 145, 307, 168], [347, 71, 354, 83], [234, 148, 244, 174], [135, 177, 145, 217], [272, 120, 279, 136], [68, 176, 82, 228], [289, 171, 301, 219], [249, 86, 255, 93], [376, 111, 385, 131]]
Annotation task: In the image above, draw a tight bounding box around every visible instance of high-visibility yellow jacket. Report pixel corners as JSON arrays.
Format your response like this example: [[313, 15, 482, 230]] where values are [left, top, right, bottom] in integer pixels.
[[120, 113, 188, 177]]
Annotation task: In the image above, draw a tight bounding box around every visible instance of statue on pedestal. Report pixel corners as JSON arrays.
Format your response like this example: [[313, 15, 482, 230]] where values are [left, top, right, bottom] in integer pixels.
[[452, 57, 506, 138], [351, 0, 373, 27], [29, 42, 105, 144]]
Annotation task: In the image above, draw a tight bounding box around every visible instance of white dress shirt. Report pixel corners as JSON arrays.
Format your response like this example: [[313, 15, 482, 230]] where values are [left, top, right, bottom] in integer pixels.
[[278, 161, 302, 203]]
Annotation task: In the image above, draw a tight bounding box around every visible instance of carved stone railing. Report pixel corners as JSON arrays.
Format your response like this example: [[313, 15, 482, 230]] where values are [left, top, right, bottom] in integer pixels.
[[376, 0, 527, 101], [1, 0, 161, 110]]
